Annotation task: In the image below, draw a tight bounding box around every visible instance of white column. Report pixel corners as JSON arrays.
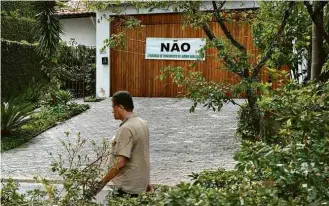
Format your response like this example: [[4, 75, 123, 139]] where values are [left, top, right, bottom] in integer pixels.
[[96, 11, 110, 98]]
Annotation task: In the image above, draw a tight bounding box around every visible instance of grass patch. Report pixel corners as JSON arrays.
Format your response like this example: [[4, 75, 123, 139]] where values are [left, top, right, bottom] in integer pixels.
[[1, 103, 90, 152]]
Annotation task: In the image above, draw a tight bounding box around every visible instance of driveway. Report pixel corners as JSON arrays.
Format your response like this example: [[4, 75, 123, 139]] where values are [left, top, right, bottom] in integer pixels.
[[1, 98, 244, 185]]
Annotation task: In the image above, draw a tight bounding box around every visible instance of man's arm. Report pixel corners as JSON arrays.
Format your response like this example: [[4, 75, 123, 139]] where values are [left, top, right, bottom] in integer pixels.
[[93, 155, 128, 195]]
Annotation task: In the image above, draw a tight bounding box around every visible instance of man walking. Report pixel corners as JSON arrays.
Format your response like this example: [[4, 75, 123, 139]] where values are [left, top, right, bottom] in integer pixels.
[[93, 91, 151, 197]]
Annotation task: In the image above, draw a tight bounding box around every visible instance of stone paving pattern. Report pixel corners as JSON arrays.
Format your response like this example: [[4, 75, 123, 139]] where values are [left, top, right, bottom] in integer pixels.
[[1, 98, 245, 185]]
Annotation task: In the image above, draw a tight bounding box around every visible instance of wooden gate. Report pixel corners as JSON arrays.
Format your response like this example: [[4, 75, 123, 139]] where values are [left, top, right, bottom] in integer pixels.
[[110, 13, 272, 97]]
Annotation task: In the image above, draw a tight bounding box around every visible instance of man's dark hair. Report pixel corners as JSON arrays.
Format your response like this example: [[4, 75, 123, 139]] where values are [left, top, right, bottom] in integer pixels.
[[112, 91, 134, 112]]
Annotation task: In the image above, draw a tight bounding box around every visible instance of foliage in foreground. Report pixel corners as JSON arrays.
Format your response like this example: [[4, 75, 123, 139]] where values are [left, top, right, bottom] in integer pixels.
[[1, 100, 35, 136], [1, 133, 110, 206], [1, 82, 328, 205], [237, 81, 329, 143], [1, 103, 89, 152]]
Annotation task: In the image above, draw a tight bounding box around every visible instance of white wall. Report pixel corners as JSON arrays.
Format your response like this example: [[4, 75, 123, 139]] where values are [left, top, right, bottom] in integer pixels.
[[95, 1, 259, 98], [61, 17, 96, 47], [96, 12, 110, 99]]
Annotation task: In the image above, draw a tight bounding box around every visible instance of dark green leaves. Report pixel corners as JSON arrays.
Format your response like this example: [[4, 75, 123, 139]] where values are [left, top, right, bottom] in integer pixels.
[[33, 1, 64, 58]]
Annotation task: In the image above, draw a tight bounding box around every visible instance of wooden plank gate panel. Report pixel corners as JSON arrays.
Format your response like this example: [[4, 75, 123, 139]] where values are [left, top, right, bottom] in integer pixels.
[[110, 13, 275, 97]]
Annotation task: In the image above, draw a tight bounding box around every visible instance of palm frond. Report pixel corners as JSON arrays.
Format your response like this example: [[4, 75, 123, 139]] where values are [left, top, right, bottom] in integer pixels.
[[1, 101, 35, 135], [33, 1, 64, 58]]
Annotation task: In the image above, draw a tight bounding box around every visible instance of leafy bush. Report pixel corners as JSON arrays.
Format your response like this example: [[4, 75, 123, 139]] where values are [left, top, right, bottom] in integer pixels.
[[257, 81, 329, 145], [56, 90, 73, 105], [235, 140, 329, 204], [106, 175, 301, 206], [39, 93, 58, 107], [0, 179, 28, 205], [189, 169, 250, 189], [235, 81, 329, 204], [2, 134, 110, 206], [1, 103, 90, 152], [40, 90, 73, 106], [30, 103, 90, 130], [84, 96, 105, 102], [1, 100, 35, 136], [237, 81, 329, 144], [236, 103, 262, 141], [65, 103, 90, 116]]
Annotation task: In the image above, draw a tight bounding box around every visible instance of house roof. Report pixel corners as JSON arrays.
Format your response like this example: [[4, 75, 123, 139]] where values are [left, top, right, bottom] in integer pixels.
[[55, 10, 96, 19]]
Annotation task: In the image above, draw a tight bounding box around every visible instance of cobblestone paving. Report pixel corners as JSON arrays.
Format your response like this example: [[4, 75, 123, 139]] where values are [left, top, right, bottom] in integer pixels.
[[1, 98, 245, 185]]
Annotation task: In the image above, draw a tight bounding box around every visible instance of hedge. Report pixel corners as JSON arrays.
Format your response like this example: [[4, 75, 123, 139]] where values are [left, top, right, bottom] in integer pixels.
[[1, 16, 36, 43], [1, 1, 38, 19], [1, 39, 47, 100]]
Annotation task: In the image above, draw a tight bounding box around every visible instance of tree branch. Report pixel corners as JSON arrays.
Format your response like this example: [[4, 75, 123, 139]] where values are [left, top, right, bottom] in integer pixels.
[[202, 24, 243, 77], [303, 1, 329, 45], [212, 1, 247, 54], [186, 1, 244, 78], [230, 99, 242, 107], [252, 1, 295, 79]]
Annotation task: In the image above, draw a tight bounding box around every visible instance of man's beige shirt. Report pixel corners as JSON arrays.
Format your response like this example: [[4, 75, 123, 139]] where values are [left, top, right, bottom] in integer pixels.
[[110, 113, 150, 194]]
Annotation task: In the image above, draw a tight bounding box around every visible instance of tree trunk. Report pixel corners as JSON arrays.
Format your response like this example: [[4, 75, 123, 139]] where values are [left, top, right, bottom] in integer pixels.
[[311, 2, 325, 81]]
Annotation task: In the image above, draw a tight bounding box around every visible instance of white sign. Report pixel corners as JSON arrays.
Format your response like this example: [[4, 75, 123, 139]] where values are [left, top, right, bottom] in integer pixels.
[[145, 38, 206, 60]]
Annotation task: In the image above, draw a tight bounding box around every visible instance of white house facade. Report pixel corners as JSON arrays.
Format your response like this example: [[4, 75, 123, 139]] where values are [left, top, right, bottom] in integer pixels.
[[57, 11, 96, 47]]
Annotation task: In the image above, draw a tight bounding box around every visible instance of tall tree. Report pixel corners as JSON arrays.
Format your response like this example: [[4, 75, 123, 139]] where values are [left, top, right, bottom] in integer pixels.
[[33, 1, 64, 58], [304, 1, 329, 81], [33, 1, 65, 104]]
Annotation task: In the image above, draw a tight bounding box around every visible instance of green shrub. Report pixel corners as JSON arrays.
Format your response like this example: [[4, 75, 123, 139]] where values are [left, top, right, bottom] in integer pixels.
[[1, 39, 47, 101], [40, 90, 73, 107], [189, 169, 251, 189], [65, 103, 90, 116], [237, 81, 329, 144], [84, 96, 104, 102], [1, 16, 36, 43], [39, 93, 57, 107], [1, 100, 35, 136], [0, 179, 28, 206], [3, 134, 109, 205], [107, 185, 169, 206], [257, 81, 329, 145], [235, 140, 329, 204], [56, 90, 73, 105], [31, 103, 90, 128], [84, 96, 97, 102], [106, 177, 300, 206], [235, 81, 329, 204], [236, 103, 262, 141], [1, 103, 90, 152]]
